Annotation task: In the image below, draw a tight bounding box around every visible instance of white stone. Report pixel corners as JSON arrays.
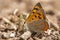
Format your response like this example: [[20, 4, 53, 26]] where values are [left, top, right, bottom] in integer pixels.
[[20, 31, 31, 40], [9, 32, 15, 38]]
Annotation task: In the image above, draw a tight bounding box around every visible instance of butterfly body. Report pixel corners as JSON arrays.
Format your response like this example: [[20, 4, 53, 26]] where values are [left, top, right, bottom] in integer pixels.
[[26, 3, 49, 34]]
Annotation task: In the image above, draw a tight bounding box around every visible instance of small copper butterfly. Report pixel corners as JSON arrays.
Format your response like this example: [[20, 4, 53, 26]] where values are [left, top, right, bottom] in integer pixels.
[[26, 2, 49, 34]]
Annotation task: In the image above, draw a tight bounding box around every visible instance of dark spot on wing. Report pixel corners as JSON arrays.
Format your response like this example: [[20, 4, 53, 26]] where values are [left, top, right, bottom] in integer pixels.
[[38, 13, 41, 15], [32, 18, 34, 20], [32, 11, 35, 13], [34, 8, 38, 10], [34, 15, 37, 18], [38, 16, 41, 19]]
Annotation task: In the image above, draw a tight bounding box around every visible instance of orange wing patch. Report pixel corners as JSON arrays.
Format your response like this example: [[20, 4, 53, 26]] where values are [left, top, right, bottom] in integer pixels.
[[26, 3, 46, 23]]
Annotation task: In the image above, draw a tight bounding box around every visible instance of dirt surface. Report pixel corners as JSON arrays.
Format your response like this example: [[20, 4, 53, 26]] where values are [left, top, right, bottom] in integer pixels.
[[0, 0, 60, 40]]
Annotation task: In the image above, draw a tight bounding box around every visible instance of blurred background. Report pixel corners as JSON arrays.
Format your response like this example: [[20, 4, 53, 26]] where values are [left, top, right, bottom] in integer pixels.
[[0, 0, 60, 40]]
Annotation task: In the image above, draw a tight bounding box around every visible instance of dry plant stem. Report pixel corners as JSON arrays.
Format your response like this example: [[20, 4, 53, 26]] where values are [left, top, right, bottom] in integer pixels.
[[0, 24, 6, 29], [13, 9, 18, 15], [46, 15, 59, 30], [54, 9, 60, 16], [2, 17, 17, 30]]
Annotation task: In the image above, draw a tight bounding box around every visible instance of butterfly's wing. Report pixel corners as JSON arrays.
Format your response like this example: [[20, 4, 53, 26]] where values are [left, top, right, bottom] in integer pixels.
[[26, 2, 49, 32], [26, 3, 46, 23]]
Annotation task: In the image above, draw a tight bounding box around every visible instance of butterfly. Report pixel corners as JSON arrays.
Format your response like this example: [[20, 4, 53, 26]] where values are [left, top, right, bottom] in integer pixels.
[[25, 2, 49, 35]]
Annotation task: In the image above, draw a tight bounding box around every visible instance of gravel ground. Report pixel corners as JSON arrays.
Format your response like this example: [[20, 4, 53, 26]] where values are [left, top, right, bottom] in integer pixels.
[[0, 0, 60, 40]]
